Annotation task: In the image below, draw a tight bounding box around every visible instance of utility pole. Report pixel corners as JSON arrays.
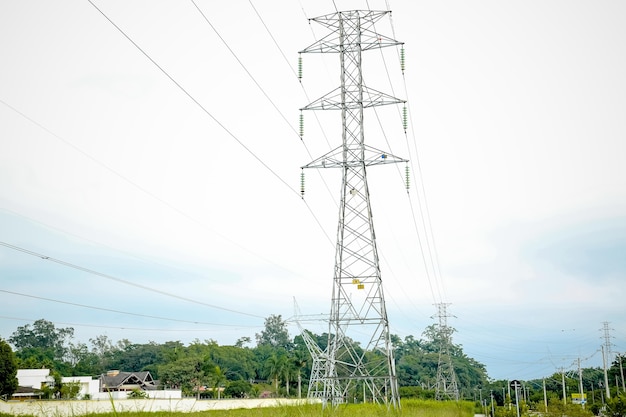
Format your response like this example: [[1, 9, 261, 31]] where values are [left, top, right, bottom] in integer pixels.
[[617, 353, 626, 392], [299, 9, 406, 408], [561, 368, 567, 405], [511, 380, 521, 417], [542, 378, 548, 412], [603, 345, 611, 400], [578, 357, 585, 409], [602, 321, 615, 400]]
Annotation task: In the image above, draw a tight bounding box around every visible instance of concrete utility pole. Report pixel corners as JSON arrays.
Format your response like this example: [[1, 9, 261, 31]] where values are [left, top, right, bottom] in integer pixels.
[[543, 378, 548, 412], [578, 357, 585, 409], [561, 368, 567, 405], [603, 345, 611, 399], [300, 9, 406, 409], [617, 354, 626, 392]]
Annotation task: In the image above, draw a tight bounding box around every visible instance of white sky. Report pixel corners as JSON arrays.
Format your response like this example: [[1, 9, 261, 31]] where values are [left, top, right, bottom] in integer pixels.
[[1, 0, 625, 382]]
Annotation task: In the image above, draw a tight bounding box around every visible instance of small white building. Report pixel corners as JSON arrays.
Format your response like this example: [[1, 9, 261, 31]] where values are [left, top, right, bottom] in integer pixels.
[[13, 369, 55, 400], [16, 369, 55, 390], [14, 369, 180, 401], [15, 370, 99, 400], [61, 376, 100, 399]]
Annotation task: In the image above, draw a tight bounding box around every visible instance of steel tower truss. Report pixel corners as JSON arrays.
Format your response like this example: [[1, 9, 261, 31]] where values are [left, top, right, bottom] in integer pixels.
[[300, 10, 405, 408], [433, 303, 459, 401], [298, 326, 327, 399], [293, 300, 327, 399]]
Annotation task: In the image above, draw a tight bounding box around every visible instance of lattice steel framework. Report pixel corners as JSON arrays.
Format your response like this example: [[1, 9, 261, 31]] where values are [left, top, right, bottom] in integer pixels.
[[300, 10, 405, 408], [293, 300, 327, 399], [433, 303, 459, 401]]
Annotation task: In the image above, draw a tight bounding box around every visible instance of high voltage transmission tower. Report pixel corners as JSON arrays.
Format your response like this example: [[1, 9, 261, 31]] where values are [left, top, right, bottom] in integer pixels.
[[433, 303, 459, 401], [601, 321, 615, 399], [298, 10, 406, 408]]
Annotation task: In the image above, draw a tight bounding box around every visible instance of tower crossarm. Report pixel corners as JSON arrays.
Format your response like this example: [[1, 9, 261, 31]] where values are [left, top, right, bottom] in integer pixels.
[[300, 10, 403, 54], [302, 145, 407, 169], [301, 86, 405, 110]]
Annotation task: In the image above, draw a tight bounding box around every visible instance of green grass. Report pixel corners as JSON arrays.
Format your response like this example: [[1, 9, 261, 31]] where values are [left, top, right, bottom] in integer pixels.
[[39, 400, 474, 417]]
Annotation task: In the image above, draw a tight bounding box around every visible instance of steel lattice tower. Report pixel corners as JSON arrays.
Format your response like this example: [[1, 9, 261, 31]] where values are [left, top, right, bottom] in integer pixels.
[[293, 300, 327, 399], [300, 10, 405, 408], [433, 303, 459, 401]]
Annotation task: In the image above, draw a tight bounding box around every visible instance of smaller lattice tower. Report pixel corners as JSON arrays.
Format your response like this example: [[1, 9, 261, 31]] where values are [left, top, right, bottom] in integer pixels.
[[293, 300, 327, 399], [602, 321, 615, 363], [601, 321, 615, 399], [433, 303, 459, 401]]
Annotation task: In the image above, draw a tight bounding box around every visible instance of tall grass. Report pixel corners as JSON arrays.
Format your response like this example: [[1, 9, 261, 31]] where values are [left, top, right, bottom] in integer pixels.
[[58, 400, 474, 417]]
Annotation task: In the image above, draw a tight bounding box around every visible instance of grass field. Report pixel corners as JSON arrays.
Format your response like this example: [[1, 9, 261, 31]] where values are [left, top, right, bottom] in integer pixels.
[[0, 399, 476, 417]]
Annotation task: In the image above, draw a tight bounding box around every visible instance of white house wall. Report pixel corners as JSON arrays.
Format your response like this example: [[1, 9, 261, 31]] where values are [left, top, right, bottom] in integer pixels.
[[16, 369, 54, 389], [61, 376, 100, 398]]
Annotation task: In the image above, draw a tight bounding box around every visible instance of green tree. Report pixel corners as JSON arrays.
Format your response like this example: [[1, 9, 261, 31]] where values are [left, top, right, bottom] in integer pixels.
[[158, 357, 204, 396], [38, 370, 63, 399], [107, 342, 163, 377], [9, 319, 74, 362], [0, 338, 19, 398], [60, 381, 81, 399], [235, 337, 251, 348], [606, 394, 626, 417], [210, 345, 256, 381], [209, 366, 227, 399], [256, 315, 292, 350], [282, 358, 298, 397], [224, 379, 252, 398], [264, 353, 287, 392]]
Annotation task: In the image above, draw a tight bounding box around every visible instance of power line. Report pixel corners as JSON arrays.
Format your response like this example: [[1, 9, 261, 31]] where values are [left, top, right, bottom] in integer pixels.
[[190, 0, 300, 140], [86, 0, 335, 250], [0, 315, 257, 333], [0, 207, 213, 283], [194, 0, 338, 215], [247, 0, 298, 80], [0, 241, 264, 319], [0, 289, 249, 327], [245, 0, 340, 222], [0, 98, 297, 278], [86, 0, 300, 199], [373, 0, 448, 304]]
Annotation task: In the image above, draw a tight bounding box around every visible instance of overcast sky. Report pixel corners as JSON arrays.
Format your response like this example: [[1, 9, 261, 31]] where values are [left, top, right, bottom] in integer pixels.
[[1, 0, 625, 382]]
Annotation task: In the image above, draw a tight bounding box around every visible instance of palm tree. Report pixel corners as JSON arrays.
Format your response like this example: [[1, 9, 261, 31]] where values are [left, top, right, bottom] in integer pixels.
[[293, 351, 308, 398], [265, 354, 287, 393], [211, 366, 226, 399], [282, 360, 299, 397]]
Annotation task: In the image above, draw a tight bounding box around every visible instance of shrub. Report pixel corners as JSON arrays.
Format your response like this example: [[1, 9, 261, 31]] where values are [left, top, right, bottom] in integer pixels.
[[127, 389, 148, 399], [224, 380, 252, 398]]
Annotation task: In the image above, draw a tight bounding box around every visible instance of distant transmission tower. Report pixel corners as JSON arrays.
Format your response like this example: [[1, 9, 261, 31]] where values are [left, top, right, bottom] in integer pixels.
[[299, 10, 406, 408], [433, 303, 459, 401], [293, 299, 327, 399], [601, 321, 615, 399]]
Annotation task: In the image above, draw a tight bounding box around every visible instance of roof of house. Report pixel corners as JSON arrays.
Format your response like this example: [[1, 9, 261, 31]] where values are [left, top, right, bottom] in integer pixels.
[[10, 385, 43, 398], [100, 371, 156, 390]]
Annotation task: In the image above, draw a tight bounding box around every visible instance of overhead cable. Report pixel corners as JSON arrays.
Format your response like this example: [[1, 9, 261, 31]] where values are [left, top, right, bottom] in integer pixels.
[[0, 241, 264, 319], [0, 289, 250, 327]]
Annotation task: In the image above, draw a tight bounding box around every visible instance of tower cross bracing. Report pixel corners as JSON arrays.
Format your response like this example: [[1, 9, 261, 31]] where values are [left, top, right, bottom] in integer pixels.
[[300, 10, 406, 408], [433, 303, 459, 401]]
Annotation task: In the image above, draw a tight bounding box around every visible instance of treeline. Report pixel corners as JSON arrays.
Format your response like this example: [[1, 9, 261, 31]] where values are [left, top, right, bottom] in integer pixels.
[[2, 316, 625, 408]]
